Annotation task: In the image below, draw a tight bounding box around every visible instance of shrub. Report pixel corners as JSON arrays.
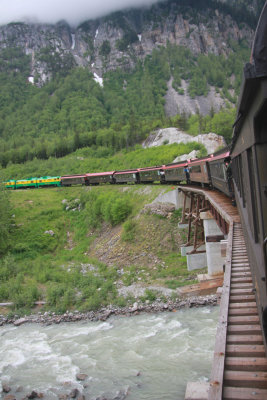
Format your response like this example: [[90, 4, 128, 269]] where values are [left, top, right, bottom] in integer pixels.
[[121, 219, 136, 242], [110, 198, 132, 225]]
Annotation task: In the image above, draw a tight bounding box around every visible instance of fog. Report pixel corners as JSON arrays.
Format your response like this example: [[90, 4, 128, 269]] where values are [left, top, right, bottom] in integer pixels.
[[0, 0, 162, 26]]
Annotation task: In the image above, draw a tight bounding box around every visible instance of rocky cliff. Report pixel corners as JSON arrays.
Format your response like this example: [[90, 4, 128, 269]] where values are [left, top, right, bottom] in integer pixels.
[[143, 128, 226, 154], [0, 2, 254, 83], [0, 0, 258, 115]]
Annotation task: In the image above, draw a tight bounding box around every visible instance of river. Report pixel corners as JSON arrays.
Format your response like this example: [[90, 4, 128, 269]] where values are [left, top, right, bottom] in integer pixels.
[[0, 306, 219, 400]]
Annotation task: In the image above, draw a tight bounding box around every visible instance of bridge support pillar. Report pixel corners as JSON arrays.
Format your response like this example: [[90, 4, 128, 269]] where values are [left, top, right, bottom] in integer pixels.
[[152, 188, 179, 209], [185, 381, 209, 400], [200, 211, 226, 277]]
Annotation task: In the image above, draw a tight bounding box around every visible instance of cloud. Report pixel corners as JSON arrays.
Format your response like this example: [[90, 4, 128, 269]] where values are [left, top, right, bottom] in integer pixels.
[[0, 0, 162, 26]]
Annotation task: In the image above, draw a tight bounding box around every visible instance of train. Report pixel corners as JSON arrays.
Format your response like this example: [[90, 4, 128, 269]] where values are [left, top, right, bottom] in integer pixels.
[[3, 148, 232, 197], [2, 0, 267, 349], [230, 1, 267, 346]]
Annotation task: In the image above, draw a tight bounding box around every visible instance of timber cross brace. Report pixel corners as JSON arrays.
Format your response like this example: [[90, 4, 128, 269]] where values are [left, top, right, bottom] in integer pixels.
[[178, 187, 230, 254], [179, 189, 209, 254]]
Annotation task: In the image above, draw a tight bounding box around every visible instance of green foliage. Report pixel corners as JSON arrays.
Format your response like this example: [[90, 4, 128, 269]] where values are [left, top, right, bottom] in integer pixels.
[[121, 219, 136, 242], [140, 288, 158, 302], [187, 106, 236, 143], [116, 29, 138, 51], [82, 190, 133, 228], [0, 141, 206, 181], [0, 36, 249, 169], [100, 40, 111, 57], [0, 184, 12, 255]]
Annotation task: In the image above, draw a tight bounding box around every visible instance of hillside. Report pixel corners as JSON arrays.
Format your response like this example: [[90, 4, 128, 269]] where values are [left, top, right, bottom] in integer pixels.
[[0, 0, 261, 172], [0, 184, 204, 315]]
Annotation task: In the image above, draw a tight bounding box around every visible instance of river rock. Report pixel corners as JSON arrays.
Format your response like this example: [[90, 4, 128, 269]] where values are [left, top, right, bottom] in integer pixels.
[[44, 230, 55, 236], [26, 391, 39, 399], [69, 389, 79, 398], [76, 374, 88, 381], [4, 395, 16, 400], [2, 384, 11, 393], [14, 318, 28, 326]]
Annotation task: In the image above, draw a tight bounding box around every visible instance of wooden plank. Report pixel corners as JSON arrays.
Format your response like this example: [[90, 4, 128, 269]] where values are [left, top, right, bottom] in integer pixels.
[[208, 222, 234, 400], [228, 308, 258, 316], [227, 335, 264, 345], [223, 386, 267, 399], [228, 316, 260, 325], [231, 278, 252, 284], [224, 370, 267, 389], [226, 344, 266, 358], [229, 302, 257, 309], [225, 357, 267, 371], [231, 273, 251, 277], [231, 283, 253, 289], [230, 295, 256, 303], [230, 289, 254, 296], [228, 325, 262, 335], [232, 262, 249, 267]]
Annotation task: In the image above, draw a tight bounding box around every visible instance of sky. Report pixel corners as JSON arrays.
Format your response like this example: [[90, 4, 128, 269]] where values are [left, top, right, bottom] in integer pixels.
[[0, 0, 162, 26]]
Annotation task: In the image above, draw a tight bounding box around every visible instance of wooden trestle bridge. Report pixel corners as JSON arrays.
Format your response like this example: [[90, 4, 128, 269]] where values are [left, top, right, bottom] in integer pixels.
[[179, 186, 267, 400]]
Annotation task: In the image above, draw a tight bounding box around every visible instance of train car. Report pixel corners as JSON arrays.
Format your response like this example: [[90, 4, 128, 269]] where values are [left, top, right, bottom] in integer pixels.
[[61, 174, 87, 186], [208, 148, 232, 197], [188, 156, 211, 185], [4, 180, 16, 189], [163, 161, 187, 183], [36, 176, 61, 188], [14, 178, 38, 189], [231, 2, 267, 346], [113, 169, 139, 184], [86, 171, 115, 185], [138, 166, 164, 183]]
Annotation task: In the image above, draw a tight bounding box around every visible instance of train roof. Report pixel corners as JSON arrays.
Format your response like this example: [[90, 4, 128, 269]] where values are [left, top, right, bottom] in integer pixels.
[[232, 1, 267, 150], [209, 150, 230, 162], [138, 165, 163, 171], [163, 161, 188, 170], [86, 171, 115, 177], [114, 169, 138, 175], [61, 174, 86, 178], [188, 155, 213, 165]]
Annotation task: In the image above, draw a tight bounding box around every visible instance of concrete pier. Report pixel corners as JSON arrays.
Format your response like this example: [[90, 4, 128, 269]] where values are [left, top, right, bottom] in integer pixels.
[[152, 188, 179, 209], [200, 211, 226, 276], [186, 250, 207, 271]]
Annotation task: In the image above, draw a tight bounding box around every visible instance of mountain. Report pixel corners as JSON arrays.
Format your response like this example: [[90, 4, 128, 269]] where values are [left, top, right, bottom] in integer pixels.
[[0, 0, 263, 170], [0, 0, 256, 85]]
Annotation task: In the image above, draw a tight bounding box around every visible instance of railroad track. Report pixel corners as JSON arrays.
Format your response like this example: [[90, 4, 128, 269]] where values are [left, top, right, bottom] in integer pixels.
[[207, 222, 267, 400], [223, 223, 267, 400], [179, 187, 267, 399]]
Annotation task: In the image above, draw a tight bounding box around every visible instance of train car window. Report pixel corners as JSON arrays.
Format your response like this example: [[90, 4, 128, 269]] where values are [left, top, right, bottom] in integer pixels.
[[247, 148, 259, 242], [240, 153, 246, 208], [191, 165, 201, 173], [254, 99, 267, 144]]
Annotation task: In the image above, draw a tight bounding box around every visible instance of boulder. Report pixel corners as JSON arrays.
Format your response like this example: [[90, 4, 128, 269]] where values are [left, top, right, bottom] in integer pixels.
[[143, 127, 226, 154], [14, 318, 28, 326], [4, 396, 16, 400], [2, 385, 11, 393], [75, 374, 88, 381]]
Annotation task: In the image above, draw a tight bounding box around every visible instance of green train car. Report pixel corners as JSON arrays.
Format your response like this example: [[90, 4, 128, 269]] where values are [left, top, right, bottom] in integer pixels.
[[4, 176, 61, 189]]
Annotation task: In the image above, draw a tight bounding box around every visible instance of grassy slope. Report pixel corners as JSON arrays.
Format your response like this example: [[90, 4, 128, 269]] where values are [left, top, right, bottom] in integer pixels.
[[0, 142, 206, 181], [0, 185, 204, 315]]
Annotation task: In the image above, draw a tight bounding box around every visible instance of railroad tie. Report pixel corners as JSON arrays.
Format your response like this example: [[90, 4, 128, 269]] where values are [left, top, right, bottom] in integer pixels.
[[223, 223, 267, 400]]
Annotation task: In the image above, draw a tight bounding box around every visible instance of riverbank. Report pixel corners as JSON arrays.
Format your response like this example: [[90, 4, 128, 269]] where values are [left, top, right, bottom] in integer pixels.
[[0, 294, 218, 327]]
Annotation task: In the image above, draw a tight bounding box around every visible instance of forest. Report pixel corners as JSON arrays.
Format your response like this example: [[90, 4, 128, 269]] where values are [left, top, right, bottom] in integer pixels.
[[0, 40, 249, 171]]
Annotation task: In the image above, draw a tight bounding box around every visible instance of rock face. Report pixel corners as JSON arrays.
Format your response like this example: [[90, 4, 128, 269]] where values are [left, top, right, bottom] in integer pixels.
[[164, 78, 227, 116], [0, 3, 253, 87], [143, 128, 226, 154]]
